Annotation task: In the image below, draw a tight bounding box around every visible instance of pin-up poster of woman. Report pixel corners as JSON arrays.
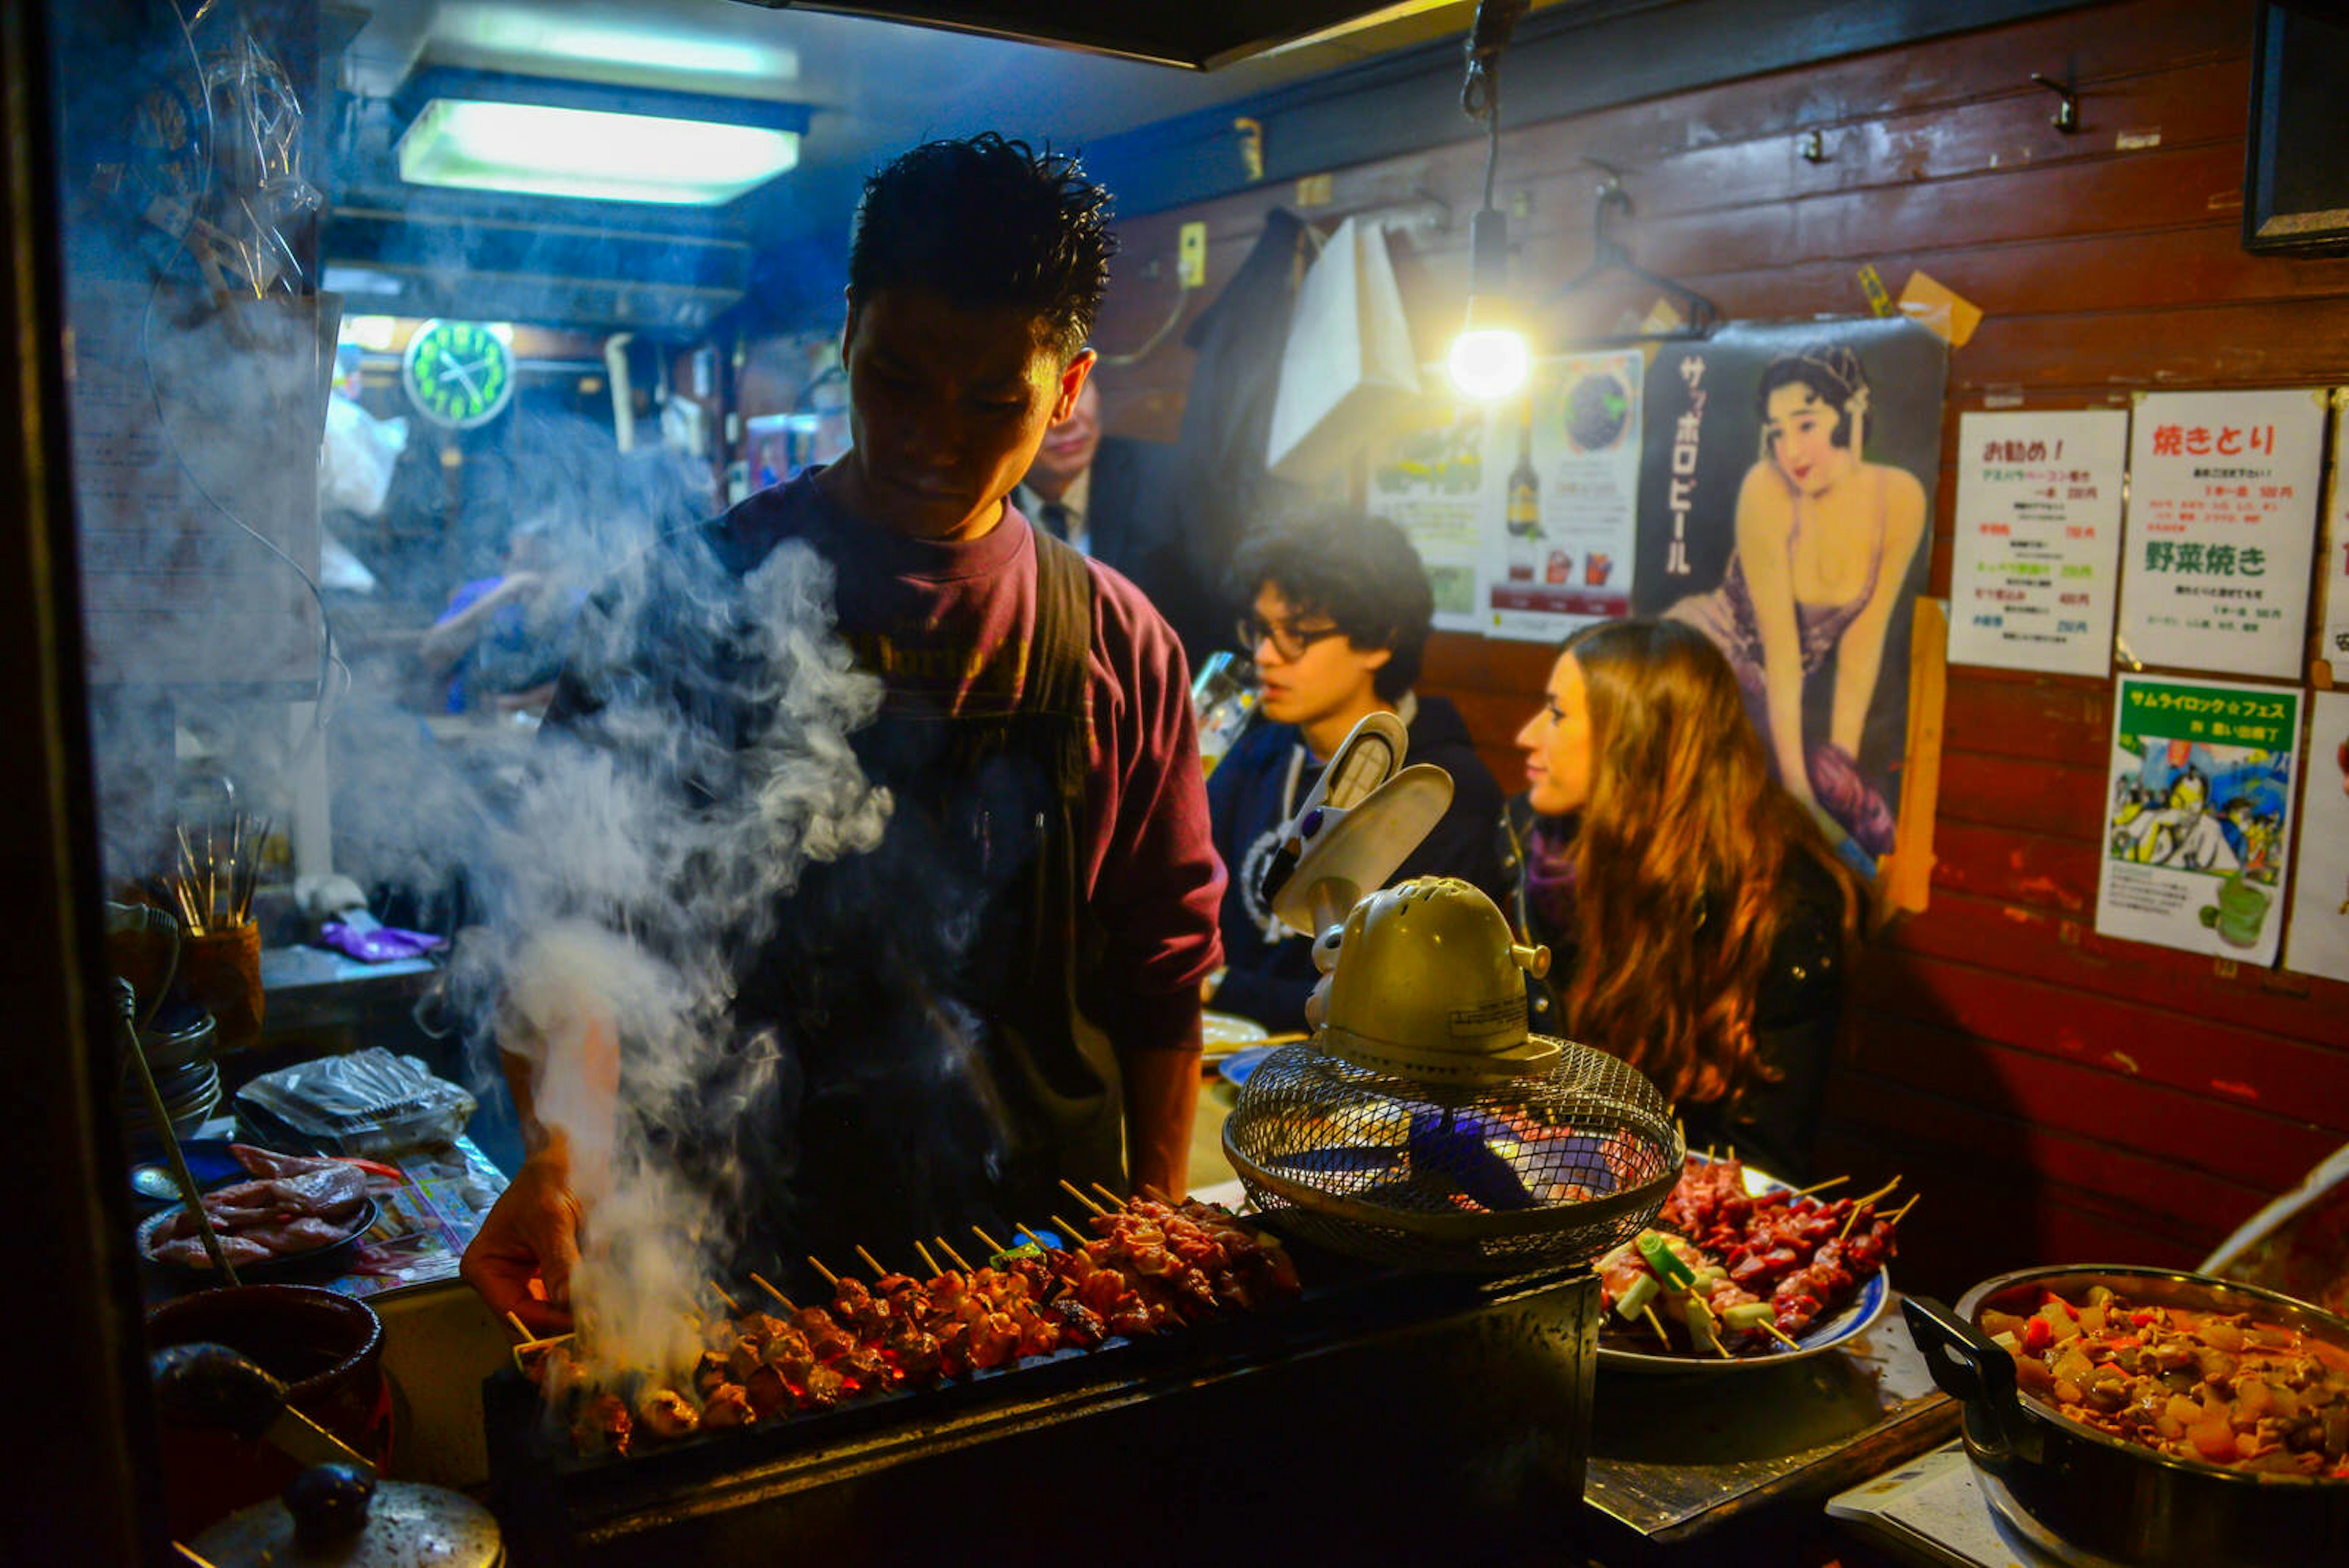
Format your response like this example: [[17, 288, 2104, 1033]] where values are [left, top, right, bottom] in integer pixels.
[[1634, 319, 1947, 874]]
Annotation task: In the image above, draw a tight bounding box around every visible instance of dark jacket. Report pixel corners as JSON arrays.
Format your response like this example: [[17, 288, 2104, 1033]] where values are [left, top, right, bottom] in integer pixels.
[[1207, 695, 1510, 1033], [1149, 209, 1312, 663], [1021, 436, 1185, 622], [1499, 794, 1849, 1182]]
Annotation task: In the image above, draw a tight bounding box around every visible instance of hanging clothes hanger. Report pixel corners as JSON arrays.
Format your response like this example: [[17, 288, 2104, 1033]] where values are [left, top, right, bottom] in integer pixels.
[[1548, 162, 1722, 344]]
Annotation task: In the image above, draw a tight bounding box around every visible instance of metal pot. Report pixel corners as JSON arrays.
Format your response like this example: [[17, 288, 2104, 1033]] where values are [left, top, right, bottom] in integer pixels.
[[1905, 1266, 2349, 1568]]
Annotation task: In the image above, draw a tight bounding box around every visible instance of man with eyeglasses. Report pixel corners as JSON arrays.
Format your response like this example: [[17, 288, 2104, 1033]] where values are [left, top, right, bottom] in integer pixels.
[[1202, 510, 1508, 1032]]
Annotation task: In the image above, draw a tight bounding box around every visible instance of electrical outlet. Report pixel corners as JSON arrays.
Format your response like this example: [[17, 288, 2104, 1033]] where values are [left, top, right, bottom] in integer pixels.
[[1178, 221, 1208, 288]]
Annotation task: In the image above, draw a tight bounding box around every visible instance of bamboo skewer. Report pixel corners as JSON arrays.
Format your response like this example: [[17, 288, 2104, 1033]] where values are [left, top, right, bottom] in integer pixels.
[[1059, 1178, 1108, 1216], [709, 1281, 741, 1314], [1850, 1175, 1904, 1209], [1089, 1181, 1127, 1211], [1643, 1305, 1673, 1347], [807, 1255, 841, 1288], [933, 1237, 975, 1274], [505, 1310, 533, 1341], [1885, 1195, 1920, 1226], [749, 1272, 796, 1312], [1053, 1214, 1091, 1246], [1794, 1175, 1850, 1197], [1762, 1321, 1805, 1352], [971, 1225, 1009, 1258], [1017, 1225, 1052, 1251], [1841, 1176, 1904, 1241], [912, 1241, 944, 1278], [855, 1245, 890, 1279]]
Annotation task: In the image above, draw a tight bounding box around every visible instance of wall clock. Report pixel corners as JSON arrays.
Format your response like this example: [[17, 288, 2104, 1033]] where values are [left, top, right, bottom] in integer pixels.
[[402, 319, 515, 429]]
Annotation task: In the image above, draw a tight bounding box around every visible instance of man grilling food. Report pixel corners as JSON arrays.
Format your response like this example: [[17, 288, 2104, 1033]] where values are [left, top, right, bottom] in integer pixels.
[[462, 134, 1225, 1336]]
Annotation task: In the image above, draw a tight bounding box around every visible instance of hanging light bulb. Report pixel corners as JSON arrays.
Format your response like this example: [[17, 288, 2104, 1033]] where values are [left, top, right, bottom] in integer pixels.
[[1450, 207, 1528, 401], [1449, 0, 1532, 401]]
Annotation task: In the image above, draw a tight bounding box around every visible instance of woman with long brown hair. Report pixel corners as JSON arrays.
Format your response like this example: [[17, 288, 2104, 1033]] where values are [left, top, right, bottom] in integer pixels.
[[1502, 617, 1860, 1179]]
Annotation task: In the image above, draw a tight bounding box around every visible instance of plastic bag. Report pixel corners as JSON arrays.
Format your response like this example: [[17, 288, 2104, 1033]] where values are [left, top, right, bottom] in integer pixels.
[[234, 1047, 475, 1156], [319, 393, 409, 519]]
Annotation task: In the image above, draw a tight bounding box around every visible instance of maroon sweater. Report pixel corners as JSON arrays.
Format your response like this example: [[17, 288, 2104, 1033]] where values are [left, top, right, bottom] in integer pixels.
[[710, 470, 1225, 1055]]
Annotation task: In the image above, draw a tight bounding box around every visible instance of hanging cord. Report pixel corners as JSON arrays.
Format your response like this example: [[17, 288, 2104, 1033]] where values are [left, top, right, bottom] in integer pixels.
[[1461, 0, 1529, 215], [1097, 262, 1193, 369], [1461, 0, 1531, 126]]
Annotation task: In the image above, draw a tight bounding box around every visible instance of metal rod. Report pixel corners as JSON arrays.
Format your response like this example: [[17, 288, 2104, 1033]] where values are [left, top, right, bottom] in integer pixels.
[[114, 979, 239, 1283]]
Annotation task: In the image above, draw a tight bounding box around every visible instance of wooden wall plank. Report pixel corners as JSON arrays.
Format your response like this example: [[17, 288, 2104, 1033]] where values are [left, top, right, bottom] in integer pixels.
[[1929, 819, 2099, 907], [1940, 674, 2113, 765], [1816, 1088, 2270, 1247], [1885, 888, 2342, 1044], [1850, 958, 2349, 1136], [1937, 749, 2111, 832]]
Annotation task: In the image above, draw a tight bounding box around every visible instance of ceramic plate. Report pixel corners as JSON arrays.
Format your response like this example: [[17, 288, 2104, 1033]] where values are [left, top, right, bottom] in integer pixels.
[[1596, 1157, 1891, 1375], [1219, 1045, 1278, 1087], [1200, 1010, 1269, 1060]]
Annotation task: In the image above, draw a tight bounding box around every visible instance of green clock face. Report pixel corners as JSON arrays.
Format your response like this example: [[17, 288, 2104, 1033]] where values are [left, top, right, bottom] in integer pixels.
[[402, 319, 515, 429]]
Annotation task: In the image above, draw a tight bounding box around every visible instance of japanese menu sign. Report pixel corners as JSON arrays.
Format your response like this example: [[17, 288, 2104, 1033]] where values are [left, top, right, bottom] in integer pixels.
[[2096, 672, 2299, 967], [1947, 409, 2129, 675], [2118, 388, 2325, 679], [2285, 689, 2349, 984], [1482, 350, 1644, 642]]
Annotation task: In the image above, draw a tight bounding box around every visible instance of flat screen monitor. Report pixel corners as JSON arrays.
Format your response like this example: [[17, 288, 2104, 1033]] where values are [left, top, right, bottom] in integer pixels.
[[2244, 1, 2349, 255]]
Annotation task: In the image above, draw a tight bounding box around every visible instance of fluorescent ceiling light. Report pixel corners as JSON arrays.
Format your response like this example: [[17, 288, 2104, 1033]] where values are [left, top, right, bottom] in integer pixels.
[[433, 3, 800, 85], [398, 98, 799, 205]]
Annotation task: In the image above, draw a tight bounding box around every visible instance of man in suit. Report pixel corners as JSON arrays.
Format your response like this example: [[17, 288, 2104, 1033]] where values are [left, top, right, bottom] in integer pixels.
[[1015, 378, 1231, 658], [1015, 378, 1138, 562]]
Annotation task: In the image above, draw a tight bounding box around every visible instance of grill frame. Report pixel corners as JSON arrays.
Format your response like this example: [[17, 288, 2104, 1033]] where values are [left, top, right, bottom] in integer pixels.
[[486, 1232, 1605, 1564]]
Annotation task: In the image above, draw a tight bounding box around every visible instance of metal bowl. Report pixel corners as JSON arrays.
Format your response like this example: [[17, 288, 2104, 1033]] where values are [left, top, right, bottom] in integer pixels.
[[1906, 1265, 2349, 1568]]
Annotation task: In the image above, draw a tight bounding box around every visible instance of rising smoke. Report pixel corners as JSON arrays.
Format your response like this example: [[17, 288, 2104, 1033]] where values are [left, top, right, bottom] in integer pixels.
[[59, 3, 899, 1386], [445, 533, 893, 1378]]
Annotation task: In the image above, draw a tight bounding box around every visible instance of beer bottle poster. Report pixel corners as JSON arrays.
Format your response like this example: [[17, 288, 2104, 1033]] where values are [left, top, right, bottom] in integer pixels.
[[1480, 349, 1644, 642], [1631, 318, 1947, 872], [1367, 385, 1496, 635], [2097, 672, 2299, 967]]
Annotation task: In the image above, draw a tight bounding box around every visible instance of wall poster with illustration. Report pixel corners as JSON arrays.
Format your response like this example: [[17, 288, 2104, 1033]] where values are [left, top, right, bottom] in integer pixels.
[[1633, 319, 1947, 873], [2097, 673, 2298, 967]]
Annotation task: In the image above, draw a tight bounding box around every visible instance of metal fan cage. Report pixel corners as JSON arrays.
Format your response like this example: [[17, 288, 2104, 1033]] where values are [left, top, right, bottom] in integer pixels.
[[1222, 1038, 1683, 1273]]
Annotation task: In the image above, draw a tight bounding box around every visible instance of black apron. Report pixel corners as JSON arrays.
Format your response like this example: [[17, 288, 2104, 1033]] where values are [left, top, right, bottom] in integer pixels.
[[711, 526, 1121, 1271]]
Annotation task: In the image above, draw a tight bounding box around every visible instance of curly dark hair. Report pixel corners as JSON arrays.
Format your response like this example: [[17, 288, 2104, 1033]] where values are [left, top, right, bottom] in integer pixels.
[[847, 133, 1116, 360], [1231, 510, 1434, 701]]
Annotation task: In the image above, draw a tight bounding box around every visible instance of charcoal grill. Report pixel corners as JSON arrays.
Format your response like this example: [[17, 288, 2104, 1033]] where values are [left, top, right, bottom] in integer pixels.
[[485, 1230, 1603, 1565]]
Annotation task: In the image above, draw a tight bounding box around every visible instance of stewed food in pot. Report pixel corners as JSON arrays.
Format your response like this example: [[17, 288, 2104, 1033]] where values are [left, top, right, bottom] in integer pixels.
[[1980, 1284, 2349, 1477]]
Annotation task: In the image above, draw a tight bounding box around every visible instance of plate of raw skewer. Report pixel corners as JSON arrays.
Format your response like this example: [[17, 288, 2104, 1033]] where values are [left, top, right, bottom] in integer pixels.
[[504, 1179, 1305, 1457], [1594, 1150, 1914, 1375]]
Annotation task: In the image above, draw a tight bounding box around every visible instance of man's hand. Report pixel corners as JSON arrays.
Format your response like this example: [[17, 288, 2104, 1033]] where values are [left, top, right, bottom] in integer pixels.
[[461, 1151, 583, 1336]]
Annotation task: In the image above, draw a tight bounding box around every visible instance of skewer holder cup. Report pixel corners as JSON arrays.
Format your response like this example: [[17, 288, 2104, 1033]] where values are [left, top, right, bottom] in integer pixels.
[[180, 919, 265, 1050]]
